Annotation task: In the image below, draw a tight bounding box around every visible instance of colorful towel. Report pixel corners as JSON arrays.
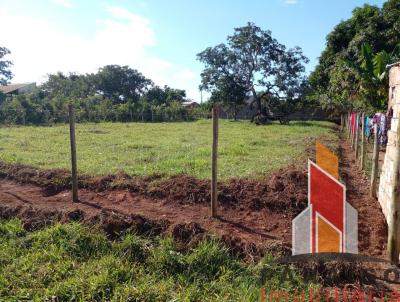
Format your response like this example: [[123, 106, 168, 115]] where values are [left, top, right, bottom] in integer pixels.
[[365, 116, 370, 137]]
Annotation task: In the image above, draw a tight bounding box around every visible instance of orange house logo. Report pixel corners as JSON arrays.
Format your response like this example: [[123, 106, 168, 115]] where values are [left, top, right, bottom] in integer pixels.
[[292, 142, 358, 255]]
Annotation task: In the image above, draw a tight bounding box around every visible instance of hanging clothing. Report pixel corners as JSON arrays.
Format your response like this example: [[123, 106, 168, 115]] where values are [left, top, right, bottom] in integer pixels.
[[379, 114, 387, 145], [380, 114, 386, 133]]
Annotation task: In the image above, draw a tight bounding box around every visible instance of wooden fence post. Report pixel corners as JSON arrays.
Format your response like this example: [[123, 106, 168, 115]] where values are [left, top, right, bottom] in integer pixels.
[[351, 114, 355, 148], [348, 113, 352, 140], [370, 123, 379, 198], [388, 111, 400, 264], [354, 113, 359, 156], [211, 104, 219, 218], [68, 104, 79, 203], [360, 113, 365, 169], [340, 114, 344, 131], [346, 113, 350, 137]]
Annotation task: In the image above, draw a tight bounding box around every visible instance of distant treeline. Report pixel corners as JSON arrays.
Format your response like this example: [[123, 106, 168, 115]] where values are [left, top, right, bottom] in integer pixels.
[[0, 65, 210, 125]]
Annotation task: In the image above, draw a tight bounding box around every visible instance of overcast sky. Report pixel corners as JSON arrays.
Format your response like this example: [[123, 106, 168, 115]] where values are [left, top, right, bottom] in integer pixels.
[[0, 0, 386, 101]]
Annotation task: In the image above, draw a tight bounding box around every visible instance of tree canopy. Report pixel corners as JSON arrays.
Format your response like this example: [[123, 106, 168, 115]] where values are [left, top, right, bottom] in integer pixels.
[[197, 22, 308, 122], [94, 65, 153, 103], [208, 75, 247, 120], [0, 63, 201, 125], [309, 0, 400, 113], [0, 47, 13, 86], [143, 85, 186, 106]]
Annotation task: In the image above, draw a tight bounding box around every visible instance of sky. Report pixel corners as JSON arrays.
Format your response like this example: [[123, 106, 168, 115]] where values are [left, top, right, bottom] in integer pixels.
[[0, 0, 386, 101]]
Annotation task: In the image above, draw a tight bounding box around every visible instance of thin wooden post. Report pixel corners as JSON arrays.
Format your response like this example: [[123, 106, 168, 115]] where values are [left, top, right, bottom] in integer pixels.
[[354, 113, 359, 156], [370, 123, 379, 198], [351, 114, 355, 148], [360, 113, 365, 169], [348, 113, 352, 140], [340, 114, 344, 131], [388, 111, 400, 264], [347, 113, 350, 139], [211, 105, 219, 217], [68, 104, 79, 203]]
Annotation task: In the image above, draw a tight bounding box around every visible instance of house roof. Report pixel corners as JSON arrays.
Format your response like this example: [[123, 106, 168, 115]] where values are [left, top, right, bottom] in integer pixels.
[[0, 82, 35, 94], [182, 101, 199, 106]]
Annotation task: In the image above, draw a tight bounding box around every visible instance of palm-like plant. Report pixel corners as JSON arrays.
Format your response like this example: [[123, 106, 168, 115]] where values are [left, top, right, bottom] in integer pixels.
[[373, 44, 400, 80], [346, 43, 400, 110]]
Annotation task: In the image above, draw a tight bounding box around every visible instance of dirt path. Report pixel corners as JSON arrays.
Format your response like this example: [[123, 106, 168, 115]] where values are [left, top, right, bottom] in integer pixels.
[[339, 138, 387, 257], [0, 137, 389, 260]]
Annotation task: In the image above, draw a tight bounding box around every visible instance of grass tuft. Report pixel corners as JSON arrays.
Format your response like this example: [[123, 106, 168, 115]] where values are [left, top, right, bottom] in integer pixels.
[[0, 219, 317, 301]]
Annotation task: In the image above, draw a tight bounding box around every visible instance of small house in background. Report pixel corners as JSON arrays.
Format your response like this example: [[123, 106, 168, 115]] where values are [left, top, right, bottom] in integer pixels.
[[0, 82, 36, 96], [182, 100, 200, 109]]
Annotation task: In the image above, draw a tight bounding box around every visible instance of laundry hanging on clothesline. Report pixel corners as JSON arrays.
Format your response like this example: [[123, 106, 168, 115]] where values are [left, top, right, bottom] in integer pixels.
[[365, 116, 370, 137]]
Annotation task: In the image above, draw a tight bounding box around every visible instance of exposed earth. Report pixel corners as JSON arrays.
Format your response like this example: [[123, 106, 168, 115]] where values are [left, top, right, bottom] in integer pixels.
[[0, 137, 388, 264]]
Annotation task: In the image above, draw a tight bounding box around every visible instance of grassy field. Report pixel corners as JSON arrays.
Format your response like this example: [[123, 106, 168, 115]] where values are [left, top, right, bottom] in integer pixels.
[[0, 219, 316, 301], [0, 120, 337, 180]]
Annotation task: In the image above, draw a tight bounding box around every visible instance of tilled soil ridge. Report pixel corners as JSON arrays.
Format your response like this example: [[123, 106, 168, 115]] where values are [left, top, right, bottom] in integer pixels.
[[0, 138, 388, 263], [0, 163, 309, 260]]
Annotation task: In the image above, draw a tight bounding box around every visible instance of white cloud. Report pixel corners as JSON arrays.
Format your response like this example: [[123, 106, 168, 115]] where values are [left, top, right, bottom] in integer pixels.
[[284, 0, 298, 4], [49, 0, 74, 8], [0, 6, 200, 100], [175, 69, 195, 81]]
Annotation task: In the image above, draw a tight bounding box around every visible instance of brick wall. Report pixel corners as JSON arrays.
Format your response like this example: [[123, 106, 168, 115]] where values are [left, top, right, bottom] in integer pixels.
[[378, 64, 400, 219]]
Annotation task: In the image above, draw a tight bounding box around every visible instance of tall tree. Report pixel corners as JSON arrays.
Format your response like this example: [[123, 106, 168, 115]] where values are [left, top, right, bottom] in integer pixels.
[[209, 76, 246, 120], [143, 85, 186, 105], [197, 22, 308, 122], [42, 72, 95, 100], [310, 0, 400, 112], [0, 47, 13, 85], [94, 65, 152, 103]]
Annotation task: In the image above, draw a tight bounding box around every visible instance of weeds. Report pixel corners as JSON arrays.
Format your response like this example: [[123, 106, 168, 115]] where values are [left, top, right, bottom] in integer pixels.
[[0, 219, 316, 301]]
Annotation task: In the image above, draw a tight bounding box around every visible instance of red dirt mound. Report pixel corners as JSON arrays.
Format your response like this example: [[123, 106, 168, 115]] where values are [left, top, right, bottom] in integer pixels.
[[0, 161, 309, 215], [146, 166, 308, 215], [171, 222, 205, 244], [0, 138, 389, 264]]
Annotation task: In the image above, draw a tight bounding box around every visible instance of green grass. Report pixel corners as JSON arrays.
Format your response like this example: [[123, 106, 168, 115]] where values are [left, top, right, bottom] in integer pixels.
[[0, 120, 337, 180], [0, 219, 317, 301]]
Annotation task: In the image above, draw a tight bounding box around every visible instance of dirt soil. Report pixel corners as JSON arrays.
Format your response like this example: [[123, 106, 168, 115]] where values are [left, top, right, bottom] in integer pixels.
[[0, 137, 388, 264], [0, 162, 310, 258], [339, 140, 387, 258]]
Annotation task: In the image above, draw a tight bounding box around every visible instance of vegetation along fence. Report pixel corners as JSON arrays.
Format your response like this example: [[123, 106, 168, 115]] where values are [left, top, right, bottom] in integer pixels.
[[341, 62, 400, 264]]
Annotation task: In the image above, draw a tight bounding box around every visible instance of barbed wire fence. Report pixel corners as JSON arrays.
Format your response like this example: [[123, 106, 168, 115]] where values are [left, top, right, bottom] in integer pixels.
[[0, 104, 224, 217], [0, 107, 215, 124], [0, 104, 341, 217]]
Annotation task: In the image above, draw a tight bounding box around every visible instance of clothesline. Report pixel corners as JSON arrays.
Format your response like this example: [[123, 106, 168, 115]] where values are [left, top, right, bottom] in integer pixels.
[[349, 111, 392, 146]]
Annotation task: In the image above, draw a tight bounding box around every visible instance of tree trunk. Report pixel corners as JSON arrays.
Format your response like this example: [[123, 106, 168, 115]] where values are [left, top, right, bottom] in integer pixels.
[[252, 88, 262, 113], [252, 94, 268, 125], [233, 105, 238, 121]]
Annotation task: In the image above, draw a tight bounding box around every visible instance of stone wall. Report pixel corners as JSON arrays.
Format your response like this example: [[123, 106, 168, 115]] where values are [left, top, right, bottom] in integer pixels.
[[378, 63, 400, 219]]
